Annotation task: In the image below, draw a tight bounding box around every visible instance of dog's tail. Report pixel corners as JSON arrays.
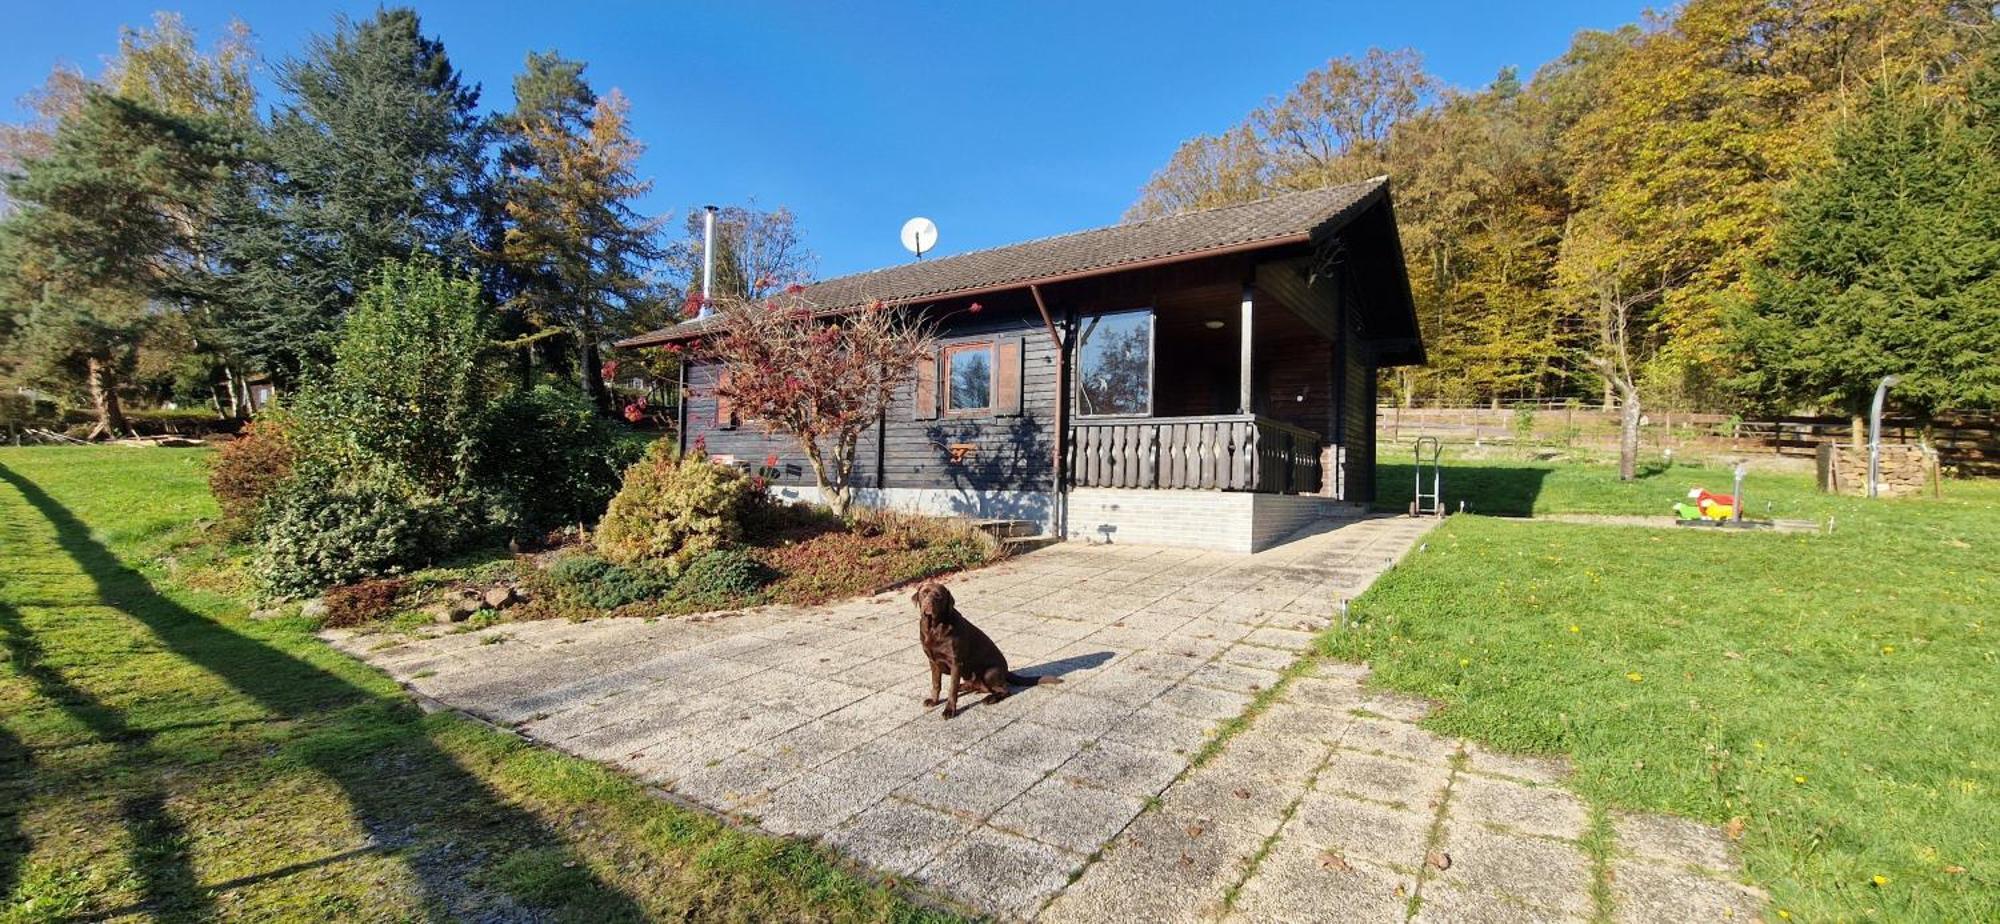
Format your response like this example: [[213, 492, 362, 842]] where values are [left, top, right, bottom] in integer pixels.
[[1007, 672, 1062, 686]]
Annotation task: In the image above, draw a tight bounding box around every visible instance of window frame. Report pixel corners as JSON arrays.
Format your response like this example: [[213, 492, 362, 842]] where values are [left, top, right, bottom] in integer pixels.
[[941, 339, 996, 417], [1071, 307, 1157, 418]]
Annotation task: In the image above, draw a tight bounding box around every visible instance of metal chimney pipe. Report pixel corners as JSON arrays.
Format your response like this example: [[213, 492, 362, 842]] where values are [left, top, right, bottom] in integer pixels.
[[699, 204, 718, 318], [1868, 374, 1900, 498]]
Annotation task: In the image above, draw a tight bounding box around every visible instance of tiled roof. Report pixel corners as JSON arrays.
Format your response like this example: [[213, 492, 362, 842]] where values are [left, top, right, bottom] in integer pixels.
[[618, 177, 1389, 346]]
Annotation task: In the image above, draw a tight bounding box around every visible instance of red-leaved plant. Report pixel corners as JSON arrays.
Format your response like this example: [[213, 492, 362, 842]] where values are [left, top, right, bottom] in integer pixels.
[[699, 293, 933, 516]]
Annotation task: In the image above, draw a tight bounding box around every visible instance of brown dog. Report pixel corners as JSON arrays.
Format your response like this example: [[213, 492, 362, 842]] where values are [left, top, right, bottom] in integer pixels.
[[912, 581, 1059, 718]]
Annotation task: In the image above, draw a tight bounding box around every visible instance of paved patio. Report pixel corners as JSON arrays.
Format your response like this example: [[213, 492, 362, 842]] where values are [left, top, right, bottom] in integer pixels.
[[325, 515, 1761, 922]]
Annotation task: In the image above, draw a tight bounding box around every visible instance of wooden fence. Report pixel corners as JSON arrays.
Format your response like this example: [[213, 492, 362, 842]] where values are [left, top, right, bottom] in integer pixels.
[[1377, 405, 1999, 476]]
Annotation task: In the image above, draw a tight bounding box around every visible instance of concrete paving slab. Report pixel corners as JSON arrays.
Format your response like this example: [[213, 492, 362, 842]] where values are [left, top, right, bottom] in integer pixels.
[[1318, 750, 1454, 810], [1342, 716, 1465, 765], [1040, 809, 1263, 924], [823, 798, 976, 878], [1448, 773, 1591, 841], [896, 753, 1049, 823], [1430, 822, 1595, 919], [920, 825, 1083, 919], [1285, 790, 1434, 868], [1608, 862, 1766, 924], [988, 775, 1147, 855], [1612, 810, 1743, 874], [1053, 738, 1190, 800], [1227, 836, 1416, 924]]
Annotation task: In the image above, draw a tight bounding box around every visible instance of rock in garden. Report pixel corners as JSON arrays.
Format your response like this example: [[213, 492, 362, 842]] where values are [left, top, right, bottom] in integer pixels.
[[299, 598, 328, 621], [482, 585, 517, 609]]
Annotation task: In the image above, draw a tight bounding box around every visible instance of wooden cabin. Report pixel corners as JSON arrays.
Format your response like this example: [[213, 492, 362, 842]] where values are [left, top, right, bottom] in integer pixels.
[[618, 177, 1424, 553]]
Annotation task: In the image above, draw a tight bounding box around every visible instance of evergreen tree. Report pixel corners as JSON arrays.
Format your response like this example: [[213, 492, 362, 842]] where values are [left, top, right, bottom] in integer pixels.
[[495, 51, 666, 413], [219, 8, 487, 383], [1736, 37, 2000, 420], [0, 91, 235, 436]]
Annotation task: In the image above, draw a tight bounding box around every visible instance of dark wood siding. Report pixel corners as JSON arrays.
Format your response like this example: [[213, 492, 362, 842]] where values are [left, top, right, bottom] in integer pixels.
[[1342, 344, 1378, 503], [1253, 293, 1334, 437], [881, 298, 1057, 493], [679, 294, 1057, 494]]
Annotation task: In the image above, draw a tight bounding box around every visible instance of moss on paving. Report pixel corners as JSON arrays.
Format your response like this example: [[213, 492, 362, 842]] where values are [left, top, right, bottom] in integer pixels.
[[0, 447, 959, 923], [1331, 458, 1999, 922]]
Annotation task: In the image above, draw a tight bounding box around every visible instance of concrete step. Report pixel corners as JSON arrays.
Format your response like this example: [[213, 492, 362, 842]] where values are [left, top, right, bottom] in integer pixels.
[[971, 518, 1042, 540], [1000, 534, 1061, 554]]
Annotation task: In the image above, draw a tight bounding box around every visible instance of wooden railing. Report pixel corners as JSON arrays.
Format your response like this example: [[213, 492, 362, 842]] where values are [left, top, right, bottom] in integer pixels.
[[1068, 414, 1325, 493]]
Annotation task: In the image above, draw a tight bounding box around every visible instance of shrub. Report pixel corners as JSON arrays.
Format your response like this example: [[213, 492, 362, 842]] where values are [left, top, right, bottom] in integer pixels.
[[596, 442, 760, 571], [1512, 405, 1537, 443], [740, 496, 844, 544], [290, 257, 498, 499], [253, 258, 507, 592], [542, 551, 675, 610], [669, 549, 770, 610], [254, 473, 457, 598], [543, 550, 613, 588], [914, 535, 997, 575], [852, 509, 1002, 558], [476, 383, 640, 537], [0, 392, 61, 431], [319, 578, 408, 628], [208, 415, 296, 538]]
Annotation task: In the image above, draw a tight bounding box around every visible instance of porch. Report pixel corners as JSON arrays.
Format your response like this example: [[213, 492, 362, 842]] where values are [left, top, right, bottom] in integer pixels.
[[1067, 414, 1326, 495]]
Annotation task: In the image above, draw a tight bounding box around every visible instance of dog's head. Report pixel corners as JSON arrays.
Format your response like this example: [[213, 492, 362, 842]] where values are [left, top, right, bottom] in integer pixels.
[[912, 581, 954, 621]]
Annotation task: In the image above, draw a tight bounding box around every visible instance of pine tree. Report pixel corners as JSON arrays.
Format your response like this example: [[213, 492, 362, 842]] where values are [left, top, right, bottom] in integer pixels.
[[218, 8, 487, 383], [1736, 36, 2000, 420], [0, 91, 235, 436], [495, 51, 666, 414]]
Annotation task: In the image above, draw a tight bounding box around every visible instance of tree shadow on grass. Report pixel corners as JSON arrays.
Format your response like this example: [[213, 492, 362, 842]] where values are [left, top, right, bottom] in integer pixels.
[[0, 597, 209, 920], [1373, 463, 1554, 518], [0, 463, 647, 920], [0, 726, 24, 907]]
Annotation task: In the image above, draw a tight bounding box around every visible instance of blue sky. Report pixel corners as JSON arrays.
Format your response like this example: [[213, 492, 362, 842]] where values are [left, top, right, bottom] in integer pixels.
[[2, 1, 1647, 279]]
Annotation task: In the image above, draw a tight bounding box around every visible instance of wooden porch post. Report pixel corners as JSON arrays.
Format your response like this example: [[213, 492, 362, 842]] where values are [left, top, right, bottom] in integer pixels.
[[1239, 285, 1254, 415]]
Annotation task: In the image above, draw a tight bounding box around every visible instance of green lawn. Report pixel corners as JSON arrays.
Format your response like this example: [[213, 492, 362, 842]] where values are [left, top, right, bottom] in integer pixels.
[[0, 447, 957, 923], [1338, 456, 1998, 922], [1376, 453, 1834, 518]]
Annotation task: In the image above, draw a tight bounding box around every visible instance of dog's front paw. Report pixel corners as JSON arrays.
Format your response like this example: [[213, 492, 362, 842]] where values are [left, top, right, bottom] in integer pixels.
[[940, 706, 959, 719], [922, 697, 942, 708]]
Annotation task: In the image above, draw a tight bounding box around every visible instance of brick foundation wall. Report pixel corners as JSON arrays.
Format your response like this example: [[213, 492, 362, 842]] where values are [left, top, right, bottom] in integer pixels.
[[1065, 488, 1365, 553]]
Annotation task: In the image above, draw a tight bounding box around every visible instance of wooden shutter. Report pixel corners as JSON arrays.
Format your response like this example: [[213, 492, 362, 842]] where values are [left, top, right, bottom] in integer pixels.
[[913, 350, 939, 420], [994, 335, 1024, 416], [714, 369, 736, 429]]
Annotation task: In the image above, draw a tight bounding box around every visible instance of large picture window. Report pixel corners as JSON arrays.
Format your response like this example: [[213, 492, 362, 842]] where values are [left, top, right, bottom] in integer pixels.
[[1075, 309, 1153, 416], [944, 342, 993, 414]]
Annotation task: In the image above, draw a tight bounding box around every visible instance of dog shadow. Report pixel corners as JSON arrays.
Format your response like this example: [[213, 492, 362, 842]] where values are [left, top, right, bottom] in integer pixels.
[[1013, 650, 1115, 684]]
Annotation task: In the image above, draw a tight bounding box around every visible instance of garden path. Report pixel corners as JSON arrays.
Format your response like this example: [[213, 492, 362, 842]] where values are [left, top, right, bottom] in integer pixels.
[[328, 515, 1759, 922]]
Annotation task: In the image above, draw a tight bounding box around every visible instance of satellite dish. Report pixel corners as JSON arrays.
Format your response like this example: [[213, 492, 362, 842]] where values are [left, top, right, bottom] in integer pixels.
[[900, 217, 938, 259]]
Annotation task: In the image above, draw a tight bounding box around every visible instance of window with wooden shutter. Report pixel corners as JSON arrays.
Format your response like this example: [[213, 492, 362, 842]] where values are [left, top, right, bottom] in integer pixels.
[[994, 335, 1023, 416], [714, 369, 736, 429], [913, 350, 939, 420], [943, 341, 993, 416]]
